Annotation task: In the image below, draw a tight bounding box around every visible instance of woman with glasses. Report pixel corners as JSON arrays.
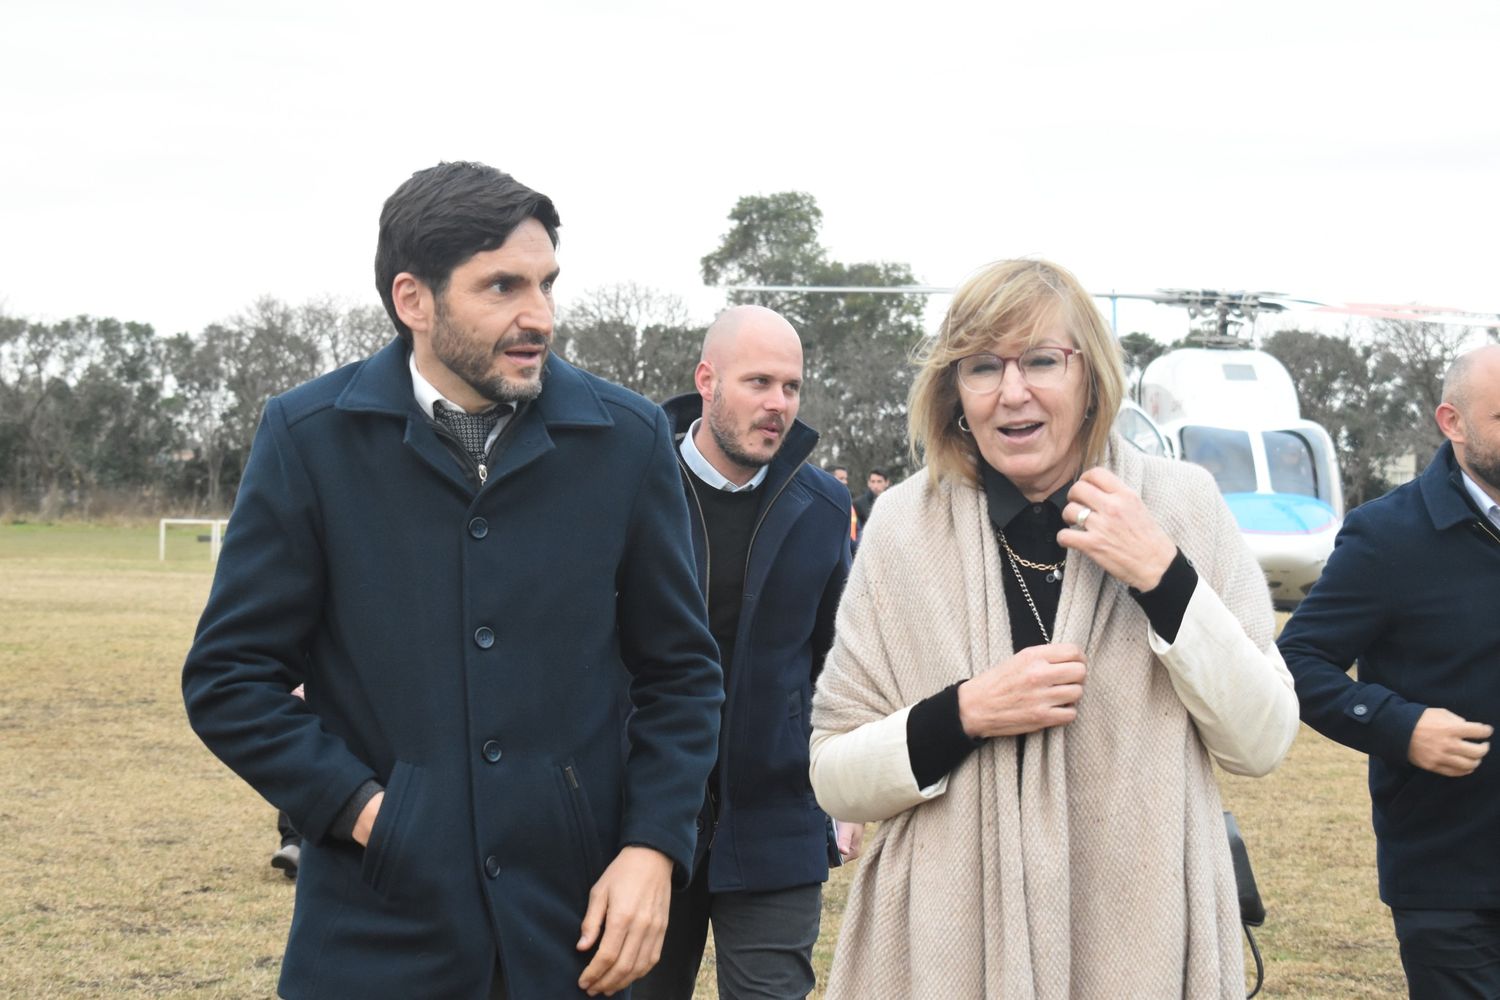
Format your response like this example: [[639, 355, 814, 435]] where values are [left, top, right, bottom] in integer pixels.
[[809, 259, 1298, 998]]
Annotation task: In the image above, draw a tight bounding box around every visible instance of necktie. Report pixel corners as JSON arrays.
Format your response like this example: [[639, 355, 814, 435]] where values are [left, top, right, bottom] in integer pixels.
[[433, 402, 509, 465]]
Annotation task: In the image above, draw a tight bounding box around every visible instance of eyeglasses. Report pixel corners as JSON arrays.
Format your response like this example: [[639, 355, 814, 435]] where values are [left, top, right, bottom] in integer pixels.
[[953, 347, 1082, 394]]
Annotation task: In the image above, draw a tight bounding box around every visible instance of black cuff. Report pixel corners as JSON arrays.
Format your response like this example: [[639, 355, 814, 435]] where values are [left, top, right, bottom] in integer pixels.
[[906, 682, 985, 789], [330, 779, 384, 841], [1128, 548, 1197, 644]]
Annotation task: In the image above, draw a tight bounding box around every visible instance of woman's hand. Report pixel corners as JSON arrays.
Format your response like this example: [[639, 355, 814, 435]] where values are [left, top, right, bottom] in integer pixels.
[[957, 643, 1087, 739], [1059, 467, 1177, 591]]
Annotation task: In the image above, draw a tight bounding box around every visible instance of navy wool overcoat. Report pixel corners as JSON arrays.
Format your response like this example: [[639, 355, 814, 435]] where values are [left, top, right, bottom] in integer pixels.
[[183, 341, 723, 999]]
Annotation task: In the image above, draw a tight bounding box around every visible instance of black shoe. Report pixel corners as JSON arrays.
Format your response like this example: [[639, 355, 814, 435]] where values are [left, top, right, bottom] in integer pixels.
[[271, 842, 300, 879]]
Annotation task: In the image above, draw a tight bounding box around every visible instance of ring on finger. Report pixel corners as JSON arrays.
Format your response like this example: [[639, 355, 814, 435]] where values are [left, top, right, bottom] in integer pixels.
[[1074, 506, 1092, 530]]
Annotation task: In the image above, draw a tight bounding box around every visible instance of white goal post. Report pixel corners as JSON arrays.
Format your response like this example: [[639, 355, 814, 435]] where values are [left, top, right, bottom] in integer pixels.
[[159, 518, 230, 561]]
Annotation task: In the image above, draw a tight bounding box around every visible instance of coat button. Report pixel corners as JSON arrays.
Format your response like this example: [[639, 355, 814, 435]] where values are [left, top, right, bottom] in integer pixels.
[[482, 740, 502, 763], [474, 627, 495, 649], [1352, 704, 1368, 717], [468, 517, 488, 539], [484, 855, 501, 879]]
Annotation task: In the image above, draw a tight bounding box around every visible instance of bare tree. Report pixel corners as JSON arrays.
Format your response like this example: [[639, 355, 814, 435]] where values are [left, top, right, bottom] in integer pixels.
[[1371, 318, 1476, 466], [556, 284, 703, 402]]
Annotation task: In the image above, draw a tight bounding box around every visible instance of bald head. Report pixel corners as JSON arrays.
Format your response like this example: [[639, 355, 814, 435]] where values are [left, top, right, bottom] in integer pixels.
[[701, 305, 803, 366], [1442, 344, 1500, 413], [1436, 344, 1500, 503], [691, 305, 805, 485]]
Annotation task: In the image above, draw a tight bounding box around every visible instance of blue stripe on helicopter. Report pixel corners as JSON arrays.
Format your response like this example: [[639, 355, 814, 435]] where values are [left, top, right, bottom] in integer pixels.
[[1224, 493, 1338, 535]]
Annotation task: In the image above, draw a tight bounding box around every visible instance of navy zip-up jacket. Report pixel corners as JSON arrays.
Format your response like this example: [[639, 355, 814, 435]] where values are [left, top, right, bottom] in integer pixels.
[[663, 394, 852, 894], [183, 343, 723, 999], [1279, 442, 1500, 909]]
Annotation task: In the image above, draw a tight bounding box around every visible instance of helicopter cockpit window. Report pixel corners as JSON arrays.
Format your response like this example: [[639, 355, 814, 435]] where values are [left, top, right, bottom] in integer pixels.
[[1115, 407, 1168, 457], [1264, 430, 1328, 502], [1180, 426, 1256, 494]]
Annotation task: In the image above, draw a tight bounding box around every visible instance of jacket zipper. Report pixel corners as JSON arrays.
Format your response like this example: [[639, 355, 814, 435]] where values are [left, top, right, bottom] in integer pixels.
[[431, 423, 487, 488], [740, 459, 805, 596], [678, 459, 712, 608]]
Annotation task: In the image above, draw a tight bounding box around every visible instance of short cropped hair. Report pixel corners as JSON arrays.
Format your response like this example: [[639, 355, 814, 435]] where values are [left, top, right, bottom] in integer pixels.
[[908, 259, 1125, 487], [375, 161, 561, 341]]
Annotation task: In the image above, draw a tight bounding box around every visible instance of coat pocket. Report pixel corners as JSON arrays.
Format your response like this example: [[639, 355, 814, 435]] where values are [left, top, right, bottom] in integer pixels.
[[360, 759, 424, 900], [559, 762, 607, 887]]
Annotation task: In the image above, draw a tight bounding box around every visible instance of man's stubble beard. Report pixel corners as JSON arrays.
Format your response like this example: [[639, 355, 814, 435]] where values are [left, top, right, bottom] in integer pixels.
[[707, 383, 781, 473], [431, 306, 547, 405]]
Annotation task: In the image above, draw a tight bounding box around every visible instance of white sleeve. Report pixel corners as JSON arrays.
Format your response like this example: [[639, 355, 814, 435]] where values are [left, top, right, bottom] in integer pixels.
[[1148, 579, 1300, 776], [809, 705, 951, 823]]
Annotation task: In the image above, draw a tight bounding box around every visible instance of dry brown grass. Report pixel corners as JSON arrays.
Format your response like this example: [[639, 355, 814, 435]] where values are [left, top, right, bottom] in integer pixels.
[[1, 525, 1404, 998]]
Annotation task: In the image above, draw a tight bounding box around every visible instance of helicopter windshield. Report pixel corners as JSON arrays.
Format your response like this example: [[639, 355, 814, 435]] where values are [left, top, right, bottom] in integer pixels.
[[1179, 426, 1256, 493]]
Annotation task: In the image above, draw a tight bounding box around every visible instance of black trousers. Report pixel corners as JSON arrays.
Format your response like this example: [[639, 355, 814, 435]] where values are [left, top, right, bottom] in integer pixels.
[[632, 858, 820, 1000], [1392, 907, 1500, 1000], [276, 811, 300, 847]]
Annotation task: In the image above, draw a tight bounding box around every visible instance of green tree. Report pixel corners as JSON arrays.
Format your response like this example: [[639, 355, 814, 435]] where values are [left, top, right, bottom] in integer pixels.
[[702, 193, 927, 480], [1262, 329, 1399, 506], [1118, 331, 1166, 396]]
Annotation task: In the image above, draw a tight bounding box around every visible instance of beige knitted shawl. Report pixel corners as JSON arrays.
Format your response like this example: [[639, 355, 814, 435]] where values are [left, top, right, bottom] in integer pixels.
[[812, 440, 1272, 999]]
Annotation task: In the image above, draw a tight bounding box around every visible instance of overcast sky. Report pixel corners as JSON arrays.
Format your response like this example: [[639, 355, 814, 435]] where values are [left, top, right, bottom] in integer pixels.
[[4, 0, 1496, 344]]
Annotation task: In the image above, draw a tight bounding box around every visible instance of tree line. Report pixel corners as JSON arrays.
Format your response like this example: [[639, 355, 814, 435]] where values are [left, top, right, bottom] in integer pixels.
[[0, 192, 924, 518], [1, 191, 1486, 518]]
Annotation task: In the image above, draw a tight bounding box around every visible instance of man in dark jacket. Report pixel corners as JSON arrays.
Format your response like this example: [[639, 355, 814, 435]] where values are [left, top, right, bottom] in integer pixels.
[[851, 467, 889, 542], [181, 162, 723, 1000], [634, 306, 853, 999], [1279, 344, 1500, 998]]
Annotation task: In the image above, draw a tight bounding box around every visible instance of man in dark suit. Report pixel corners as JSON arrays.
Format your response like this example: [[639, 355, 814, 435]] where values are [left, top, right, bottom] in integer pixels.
[[1279, 344, 1500, 998], [636, 306, 854, 999], [182, 162, 723, 1000]]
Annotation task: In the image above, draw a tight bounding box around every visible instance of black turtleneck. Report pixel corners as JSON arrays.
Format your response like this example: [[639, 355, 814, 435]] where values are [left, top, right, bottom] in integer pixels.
[[904, 462, 1199, 789]]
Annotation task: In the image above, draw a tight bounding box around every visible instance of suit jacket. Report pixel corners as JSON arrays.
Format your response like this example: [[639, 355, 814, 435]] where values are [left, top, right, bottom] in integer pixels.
[[1279, 442, 1500, 909], [663, 395, 851, 893], [182, 341, 723, 999]]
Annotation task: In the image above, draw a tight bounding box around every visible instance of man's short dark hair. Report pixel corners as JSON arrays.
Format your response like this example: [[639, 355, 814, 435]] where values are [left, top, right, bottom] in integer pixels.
[[869, 467, 890, 480], [375, 161, 561, 341], [829, 464, 848, 474]]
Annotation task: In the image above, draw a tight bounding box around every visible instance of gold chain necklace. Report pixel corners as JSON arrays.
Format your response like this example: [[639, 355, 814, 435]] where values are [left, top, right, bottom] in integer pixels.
[[998, 530, 1056, 643], [996, 530, 1065, 582]]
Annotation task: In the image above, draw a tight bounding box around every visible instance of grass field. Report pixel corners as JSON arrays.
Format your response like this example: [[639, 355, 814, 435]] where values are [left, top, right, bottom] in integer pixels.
[[0, 522, 1407, 998]]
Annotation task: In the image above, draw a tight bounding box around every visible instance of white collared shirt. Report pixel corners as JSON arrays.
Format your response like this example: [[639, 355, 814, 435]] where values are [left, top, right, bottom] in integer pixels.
[[678, 418, 767, 492], [1460, 469, 1500, 530], [409, 351, 513, 454]]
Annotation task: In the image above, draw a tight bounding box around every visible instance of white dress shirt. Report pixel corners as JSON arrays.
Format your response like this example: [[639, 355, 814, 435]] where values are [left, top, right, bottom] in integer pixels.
[[409, 351, 513, 454]]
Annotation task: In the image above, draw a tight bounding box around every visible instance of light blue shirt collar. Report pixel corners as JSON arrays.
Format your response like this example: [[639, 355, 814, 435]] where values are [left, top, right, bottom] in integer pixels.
[[678, 418, 768, 492], [1459, 469, 1500, 529]]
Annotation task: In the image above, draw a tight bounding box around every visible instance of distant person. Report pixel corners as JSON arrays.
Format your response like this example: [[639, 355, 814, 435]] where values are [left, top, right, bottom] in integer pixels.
[[270, 685, 308, 880], [182, 161, 723, 1000], [809, 258, 1297, 997], [1279, 344, 1500, 998], [827, 465, 858, 548], [638, 306, 854, 999], [852, 467, 889, 538]]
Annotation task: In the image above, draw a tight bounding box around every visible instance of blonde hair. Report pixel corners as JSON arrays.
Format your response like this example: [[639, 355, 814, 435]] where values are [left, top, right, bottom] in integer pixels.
[[908, 259, 1125, 486]]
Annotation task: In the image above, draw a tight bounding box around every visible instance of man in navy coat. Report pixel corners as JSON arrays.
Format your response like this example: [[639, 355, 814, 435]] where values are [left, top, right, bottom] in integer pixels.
[[182, 162, 723, 1000], [634, 306, 853, 999], [1279, 344, 1500, 998]]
